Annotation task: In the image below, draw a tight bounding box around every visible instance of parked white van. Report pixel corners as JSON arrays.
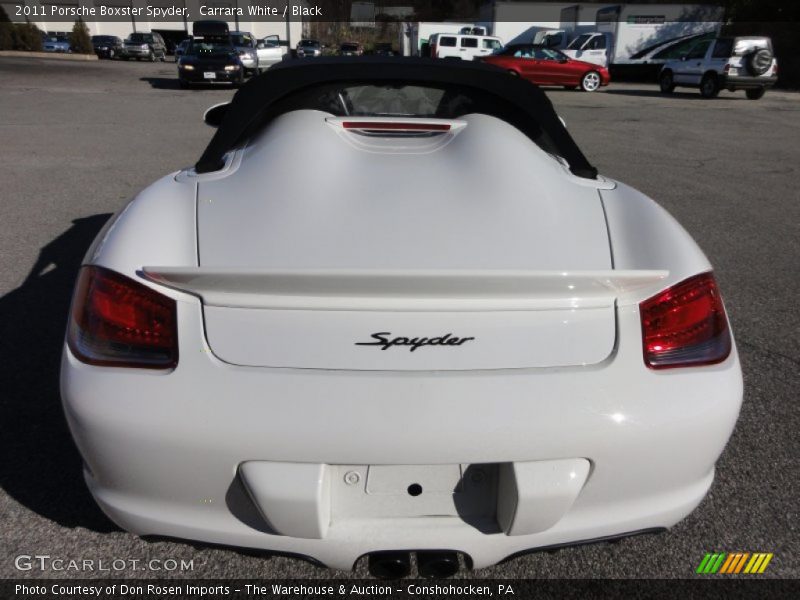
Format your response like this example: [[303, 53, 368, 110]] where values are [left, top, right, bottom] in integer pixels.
[[429, 33, 503, 60], [562, 32, 610, 68]]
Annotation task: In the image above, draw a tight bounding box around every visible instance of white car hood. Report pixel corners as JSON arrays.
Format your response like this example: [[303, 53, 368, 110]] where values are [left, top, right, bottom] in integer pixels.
[[193, 111, 618, 370], [196, 111, 611, 272]]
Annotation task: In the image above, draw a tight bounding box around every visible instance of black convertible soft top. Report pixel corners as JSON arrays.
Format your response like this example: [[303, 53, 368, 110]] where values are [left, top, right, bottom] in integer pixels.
[[195, 57, 598, 179]]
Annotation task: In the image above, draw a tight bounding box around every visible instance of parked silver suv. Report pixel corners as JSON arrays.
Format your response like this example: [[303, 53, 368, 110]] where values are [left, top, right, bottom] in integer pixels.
[[659, 36, 777, 100], [123, 32, 167, 62]]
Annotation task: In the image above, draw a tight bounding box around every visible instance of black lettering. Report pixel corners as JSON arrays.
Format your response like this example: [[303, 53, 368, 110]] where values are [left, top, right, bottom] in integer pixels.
[[355, 332, 392, 350], [410, 337, 430, 352], [356, 332, 475, 351]]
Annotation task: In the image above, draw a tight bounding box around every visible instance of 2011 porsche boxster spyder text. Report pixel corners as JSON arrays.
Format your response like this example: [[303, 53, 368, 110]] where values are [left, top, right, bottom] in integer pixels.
[[61, 58, 742, 577]]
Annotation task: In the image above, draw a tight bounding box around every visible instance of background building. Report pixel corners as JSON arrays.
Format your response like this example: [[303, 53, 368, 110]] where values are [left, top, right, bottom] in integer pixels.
[[3, 0, 303, 45]]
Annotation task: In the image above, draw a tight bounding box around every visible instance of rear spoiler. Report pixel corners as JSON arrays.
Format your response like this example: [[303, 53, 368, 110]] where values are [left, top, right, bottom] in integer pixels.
[[141, 268, 669, 311]]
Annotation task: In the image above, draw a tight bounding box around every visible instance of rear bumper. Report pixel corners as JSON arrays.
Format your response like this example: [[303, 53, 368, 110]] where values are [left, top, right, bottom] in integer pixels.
[[61, 298, 743, 570], [125, 48, 152, 57], [720, 74, 777, 89], [94, 48, 119, 58], [179, 69, 242, 84]]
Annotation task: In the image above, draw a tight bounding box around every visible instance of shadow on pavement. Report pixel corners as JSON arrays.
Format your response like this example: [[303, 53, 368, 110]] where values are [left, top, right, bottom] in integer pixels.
[[603, 88, 738, 100], [0, 214, 118, 532], [140, 77, 243, 91], [140, 76, 183, 90]]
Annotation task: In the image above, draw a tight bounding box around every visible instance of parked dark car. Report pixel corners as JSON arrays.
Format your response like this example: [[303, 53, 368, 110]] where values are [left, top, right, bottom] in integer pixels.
[[92, 35, 124, 60], [174, 39, 190, 62], [338, 42, 364, 56], [123, 32, 167, 62], [296, 39, 322, 58], [374, 43, 396, 56], [178, 38, 244, 88]]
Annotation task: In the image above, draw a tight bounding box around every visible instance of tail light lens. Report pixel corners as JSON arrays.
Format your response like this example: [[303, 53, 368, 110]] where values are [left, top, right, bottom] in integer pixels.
[[67, 266, 178, 369], [640, 272, 731, 369]]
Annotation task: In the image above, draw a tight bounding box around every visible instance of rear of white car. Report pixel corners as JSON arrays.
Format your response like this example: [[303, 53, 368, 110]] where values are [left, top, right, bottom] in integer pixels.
[[61, 61, 742, 574]]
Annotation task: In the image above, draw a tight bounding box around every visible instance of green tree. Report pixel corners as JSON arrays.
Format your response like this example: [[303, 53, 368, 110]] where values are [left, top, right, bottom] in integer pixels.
[[69, 19, 92, 54], [12, 23, 43, 52], [0, 5, 13, 50]]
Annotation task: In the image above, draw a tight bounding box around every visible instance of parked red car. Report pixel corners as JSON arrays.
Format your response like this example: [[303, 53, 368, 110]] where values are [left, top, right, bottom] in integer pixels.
[[480, 44, 610, 92]]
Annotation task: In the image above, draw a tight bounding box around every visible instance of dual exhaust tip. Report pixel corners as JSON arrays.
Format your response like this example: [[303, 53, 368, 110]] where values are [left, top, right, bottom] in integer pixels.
[[368, 551, 460, 579]]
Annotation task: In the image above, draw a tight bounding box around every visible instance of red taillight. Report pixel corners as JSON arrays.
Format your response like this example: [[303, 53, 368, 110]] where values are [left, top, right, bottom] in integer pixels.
[[639, 272, 731, 369], [67, 266, 178, 369]]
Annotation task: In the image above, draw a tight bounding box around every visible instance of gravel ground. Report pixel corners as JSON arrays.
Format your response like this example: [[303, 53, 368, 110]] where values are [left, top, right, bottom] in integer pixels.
[[0, 56, 797, 580]]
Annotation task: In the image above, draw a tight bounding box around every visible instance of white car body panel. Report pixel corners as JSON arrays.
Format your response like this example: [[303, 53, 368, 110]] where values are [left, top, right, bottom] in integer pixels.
[[562, 33, 609, 68], [61, 71, 742, 571], [196, 113, 611, 271], [62, 306, 742, 568], [201, 304, 616, 370], [256, 36, 284, 68]]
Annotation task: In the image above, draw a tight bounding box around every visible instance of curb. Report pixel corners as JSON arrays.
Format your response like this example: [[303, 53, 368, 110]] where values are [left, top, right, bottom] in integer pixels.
[[0, 50, 98, 61]]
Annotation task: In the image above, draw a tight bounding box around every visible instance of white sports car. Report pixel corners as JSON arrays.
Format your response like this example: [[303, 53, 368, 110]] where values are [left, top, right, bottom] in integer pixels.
[[61, 58, 742, 578]]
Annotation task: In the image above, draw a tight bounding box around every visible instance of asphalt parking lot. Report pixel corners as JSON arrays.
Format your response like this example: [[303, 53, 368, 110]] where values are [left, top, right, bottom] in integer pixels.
[[0, 56, 797, 580]]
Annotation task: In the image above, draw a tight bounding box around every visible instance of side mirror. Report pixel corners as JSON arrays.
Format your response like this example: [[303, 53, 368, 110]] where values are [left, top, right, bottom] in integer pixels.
[[203, 102, 230, 128], [681, 55, 687, 61], [257, 42, 265, 49]]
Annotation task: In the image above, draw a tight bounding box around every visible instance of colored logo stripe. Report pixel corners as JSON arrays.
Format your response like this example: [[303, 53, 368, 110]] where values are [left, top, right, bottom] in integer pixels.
[[744, 553, 773, 574], [696, 553, 726, 574], [719, 553, 737, 574], [734, 553, 750, 573], [719, 553, 748, 574], [697, 552, 773, 574], [696, 553, 713, 574]]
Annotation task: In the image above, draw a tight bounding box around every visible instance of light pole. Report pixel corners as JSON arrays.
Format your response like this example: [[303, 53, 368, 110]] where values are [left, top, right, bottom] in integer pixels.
[[182, 0, 188, 35], [285, 2, 291, 51]]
